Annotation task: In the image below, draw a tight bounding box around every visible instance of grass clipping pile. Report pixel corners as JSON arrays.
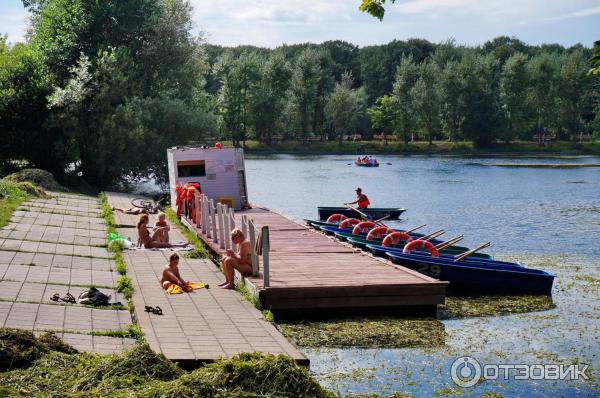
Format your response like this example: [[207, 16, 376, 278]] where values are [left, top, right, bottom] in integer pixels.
[[2, 168, 66, 192], [0, 328, 331, 398]]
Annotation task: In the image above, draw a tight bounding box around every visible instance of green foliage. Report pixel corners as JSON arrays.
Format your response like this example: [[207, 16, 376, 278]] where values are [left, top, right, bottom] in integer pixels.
[[164, 208, 209, 259], [325, 72, 366, 143], [116, 276, 134, 299], [0, 329, 77, 371], [0, 181, 30, 228], [0, 338, 330, 397], [358, 0, 396, 20]]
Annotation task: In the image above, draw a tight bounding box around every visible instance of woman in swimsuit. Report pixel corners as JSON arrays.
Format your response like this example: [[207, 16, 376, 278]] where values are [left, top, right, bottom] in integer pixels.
[[136, 214, 187, 249]]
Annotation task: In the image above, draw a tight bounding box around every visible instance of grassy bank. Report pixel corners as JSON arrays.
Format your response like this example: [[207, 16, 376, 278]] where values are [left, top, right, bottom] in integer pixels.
[[242, 140, 600, 156], [0, 329, 332, 398]]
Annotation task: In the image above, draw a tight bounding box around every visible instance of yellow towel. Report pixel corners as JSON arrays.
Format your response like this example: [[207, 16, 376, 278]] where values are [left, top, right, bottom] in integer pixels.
[[166, 282, 207, 294]]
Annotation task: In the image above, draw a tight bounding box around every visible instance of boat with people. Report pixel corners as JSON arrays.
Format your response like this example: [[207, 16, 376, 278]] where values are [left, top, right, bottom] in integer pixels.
[[355, 155, 379, 167], [317, 206, 405, 220]]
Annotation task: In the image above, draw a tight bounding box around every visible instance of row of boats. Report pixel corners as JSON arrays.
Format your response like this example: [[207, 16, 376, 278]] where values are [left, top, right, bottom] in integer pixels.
[[306, 214, 555, 295]]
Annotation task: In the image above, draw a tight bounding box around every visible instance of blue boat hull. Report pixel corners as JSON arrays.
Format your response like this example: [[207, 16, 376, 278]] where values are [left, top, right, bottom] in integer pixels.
[[386, 252, 554, 295]]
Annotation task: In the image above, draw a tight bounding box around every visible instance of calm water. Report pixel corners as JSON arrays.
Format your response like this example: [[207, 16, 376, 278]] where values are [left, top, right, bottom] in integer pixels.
[[245, 155, 600, 257], [243, 155, 599, 397]]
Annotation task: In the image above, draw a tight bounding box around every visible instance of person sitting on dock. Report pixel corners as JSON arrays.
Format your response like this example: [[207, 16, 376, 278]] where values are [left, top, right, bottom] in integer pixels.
[[160, 253, 188, 290], [344, 187, 370, 209], [219, 228, 253, 290], [153, 212, 170, 243], [136, 214, 188, 249]]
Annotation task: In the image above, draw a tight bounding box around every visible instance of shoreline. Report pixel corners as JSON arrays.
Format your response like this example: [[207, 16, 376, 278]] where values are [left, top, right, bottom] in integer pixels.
[[241, 140, 600, 156]]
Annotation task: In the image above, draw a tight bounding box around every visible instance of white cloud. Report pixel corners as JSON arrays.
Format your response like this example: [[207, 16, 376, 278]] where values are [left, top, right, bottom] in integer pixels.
[[542, 5, 600, 21]]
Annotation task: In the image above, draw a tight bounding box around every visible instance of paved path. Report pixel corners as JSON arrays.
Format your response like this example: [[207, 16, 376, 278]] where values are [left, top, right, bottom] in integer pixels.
[[0, 193, 135, 354], [105, 192, 307, 365]]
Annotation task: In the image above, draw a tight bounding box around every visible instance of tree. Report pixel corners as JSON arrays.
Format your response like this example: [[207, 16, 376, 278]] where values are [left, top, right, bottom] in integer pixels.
[[358, 0, 396, 20], [248, 53, 292, 143], [436, 59, 465, 141], [556, 51, 590, 141], [286, 48, 321, 141], [389, 55, 419, 144], [500, 52, 532, 142], [367, 95, 395, 143], [411, 62, 440, 144], [325, 72, 363, 144], [527, 52, 559, 143]]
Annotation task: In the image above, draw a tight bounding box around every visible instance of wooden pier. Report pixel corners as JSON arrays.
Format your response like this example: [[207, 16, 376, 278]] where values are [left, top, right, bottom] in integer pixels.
[[183, 197, 447, 313]]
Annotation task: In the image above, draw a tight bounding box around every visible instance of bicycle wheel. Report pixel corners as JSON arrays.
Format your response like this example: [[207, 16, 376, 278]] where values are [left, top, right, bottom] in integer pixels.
[[131, 197, 154, 210]]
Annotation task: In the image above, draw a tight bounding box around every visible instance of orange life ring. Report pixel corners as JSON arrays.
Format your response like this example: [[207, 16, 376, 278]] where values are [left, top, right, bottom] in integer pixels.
[[366, 226, 394, 241], [382, 231, 412, 247], [402, 239, 440, 257], [339, 218, 360, 230], [326, 213, 347, 224], [352, 221, 376, 235]]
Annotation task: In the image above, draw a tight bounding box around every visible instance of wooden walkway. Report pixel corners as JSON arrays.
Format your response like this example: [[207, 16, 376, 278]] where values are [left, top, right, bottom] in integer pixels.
[[105, 192, 307, 365], [187, 205, 447, 312]]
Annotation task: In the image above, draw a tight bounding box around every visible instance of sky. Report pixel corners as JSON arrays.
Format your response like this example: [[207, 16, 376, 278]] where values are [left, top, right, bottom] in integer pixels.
[[1, 0, 599, 48]]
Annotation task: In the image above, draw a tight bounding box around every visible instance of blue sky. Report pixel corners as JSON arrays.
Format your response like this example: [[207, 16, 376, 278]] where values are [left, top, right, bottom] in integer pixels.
[[2, 0, 599, 48]]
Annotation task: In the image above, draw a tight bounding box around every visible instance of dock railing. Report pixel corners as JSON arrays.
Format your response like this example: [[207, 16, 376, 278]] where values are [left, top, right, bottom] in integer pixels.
[[187, 192, 270, 285]]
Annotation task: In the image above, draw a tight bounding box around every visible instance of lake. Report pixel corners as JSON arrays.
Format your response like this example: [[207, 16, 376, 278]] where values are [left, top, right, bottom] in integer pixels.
[[243, 154, 599, 397]]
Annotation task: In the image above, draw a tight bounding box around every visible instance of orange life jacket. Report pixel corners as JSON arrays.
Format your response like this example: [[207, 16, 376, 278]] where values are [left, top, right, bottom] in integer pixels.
[[357, 194, 370, 209]]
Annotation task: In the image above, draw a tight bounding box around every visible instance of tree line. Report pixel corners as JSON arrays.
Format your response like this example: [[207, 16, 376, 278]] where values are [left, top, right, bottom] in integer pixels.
[[1, 0, 598, 188]]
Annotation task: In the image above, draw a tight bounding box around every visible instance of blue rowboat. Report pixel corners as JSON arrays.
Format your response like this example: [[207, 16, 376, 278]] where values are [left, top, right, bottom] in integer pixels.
[[357, 239, 492, 259], [385, 251, 554, 295], [317, 207, 405, 221]]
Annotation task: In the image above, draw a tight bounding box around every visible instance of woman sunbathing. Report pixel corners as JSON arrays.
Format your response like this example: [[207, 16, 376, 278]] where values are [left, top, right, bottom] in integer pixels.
[[136, 214, 187, 249], [219, 228, 253, 289], [113, 206, 149, 215]]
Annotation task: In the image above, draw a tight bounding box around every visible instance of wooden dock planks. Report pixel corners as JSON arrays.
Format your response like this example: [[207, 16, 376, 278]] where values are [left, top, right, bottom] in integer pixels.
[[195, 206, 447, 312]]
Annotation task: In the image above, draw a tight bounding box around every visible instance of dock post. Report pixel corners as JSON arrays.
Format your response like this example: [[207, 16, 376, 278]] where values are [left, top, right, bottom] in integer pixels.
[[241, 216, 248, 238], [223, 205, 231, 251], [248, 219, 258, 276], [262, 226, 270, 287], [217, 203, 225, 249], [200, 194, 210, 235], [195, 193, 201, 228], [229, 208, 236, 230], [210, 199, 217, 242]]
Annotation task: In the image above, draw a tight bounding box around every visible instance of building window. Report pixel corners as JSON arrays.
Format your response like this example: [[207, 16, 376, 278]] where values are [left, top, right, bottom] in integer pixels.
[[177, 160, 206, 177]]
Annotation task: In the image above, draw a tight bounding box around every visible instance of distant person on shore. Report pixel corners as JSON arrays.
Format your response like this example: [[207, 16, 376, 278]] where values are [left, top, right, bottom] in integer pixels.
[[136, 214, 187, 249], [112, 206, 149, 215], [160, 253, 188, 290], [219, 228, 253, 290], [344, 187, 370, 209], [153, 212, 170, 243]]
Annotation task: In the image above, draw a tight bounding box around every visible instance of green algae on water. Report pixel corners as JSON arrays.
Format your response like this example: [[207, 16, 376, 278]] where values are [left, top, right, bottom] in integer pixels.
[[278, 317, 445, 348]]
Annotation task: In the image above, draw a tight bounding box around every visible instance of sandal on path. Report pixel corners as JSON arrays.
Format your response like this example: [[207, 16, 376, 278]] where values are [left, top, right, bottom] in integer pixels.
[[61, 293, 76, 304], [50, 293, 60, 302], [144, 305, 154, 313], [152, 306, 163, 315]]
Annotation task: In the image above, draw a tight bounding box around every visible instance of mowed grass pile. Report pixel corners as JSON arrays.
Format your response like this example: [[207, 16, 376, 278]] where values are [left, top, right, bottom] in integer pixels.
[[0, 180, 49, 228], [0, 328, 331, 398]]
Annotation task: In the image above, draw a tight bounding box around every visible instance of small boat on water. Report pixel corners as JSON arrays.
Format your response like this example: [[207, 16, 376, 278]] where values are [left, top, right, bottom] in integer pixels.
[[317, 207, 405, 220], [355, 159, 379, 167], [385, 250, 554, 295]]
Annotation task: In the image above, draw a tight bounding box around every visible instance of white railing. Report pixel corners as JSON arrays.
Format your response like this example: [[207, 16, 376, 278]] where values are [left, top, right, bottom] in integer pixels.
[[190, 192, 270, 286]]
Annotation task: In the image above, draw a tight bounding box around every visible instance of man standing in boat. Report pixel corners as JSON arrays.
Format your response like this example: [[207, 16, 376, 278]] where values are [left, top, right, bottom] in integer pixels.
[[345, 187, 370, 209]]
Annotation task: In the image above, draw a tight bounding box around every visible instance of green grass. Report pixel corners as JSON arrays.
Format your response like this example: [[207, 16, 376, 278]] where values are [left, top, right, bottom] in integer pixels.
[[0, 331, 332, 397], [116, 276, 134, 300], [239, 283, 274, 322], [0, 181, 30, 229], [164, 208, 209, 259], [92, 324, 143, 339]]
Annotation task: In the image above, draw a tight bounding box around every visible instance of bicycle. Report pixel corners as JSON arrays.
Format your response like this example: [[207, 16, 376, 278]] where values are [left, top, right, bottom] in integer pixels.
[[130, 193, 169, 213]]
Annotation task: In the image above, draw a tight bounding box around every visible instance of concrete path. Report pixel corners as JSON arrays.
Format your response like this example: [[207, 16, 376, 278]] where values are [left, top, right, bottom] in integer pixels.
[[0, 193, 135, 354], [105, 192, 307, 365]]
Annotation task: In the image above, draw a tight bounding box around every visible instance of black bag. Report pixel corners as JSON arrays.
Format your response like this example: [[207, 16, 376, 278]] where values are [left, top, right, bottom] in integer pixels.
[[77, 287, 111, 306]]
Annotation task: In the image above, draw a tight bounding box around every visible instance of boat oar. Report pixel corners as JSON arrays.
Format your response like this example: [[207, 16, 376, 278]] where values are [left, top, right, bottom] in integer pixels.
[[372, 215, 390, 226], [404, 224, 426, 234], [420, 229, 445, 241], [455, 242, 491, 262], [345, 204, 373, 222], [435, 235, 464, 250]]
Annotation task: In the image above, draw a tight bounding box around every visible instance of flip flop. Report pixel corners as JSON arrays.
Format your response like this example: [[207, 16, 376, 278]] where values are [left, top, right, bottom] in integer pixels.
[[61, 293, 76, 304], [50, 293, 60, 302], [152, 306, 163, 315], [144, 305, 154, 312]]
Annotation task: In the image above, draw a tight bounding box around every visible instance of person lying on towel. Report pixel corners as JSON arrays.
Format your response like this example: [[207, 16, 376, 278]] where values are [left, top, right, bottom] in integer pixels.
[[160, 253, 189, 291]]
